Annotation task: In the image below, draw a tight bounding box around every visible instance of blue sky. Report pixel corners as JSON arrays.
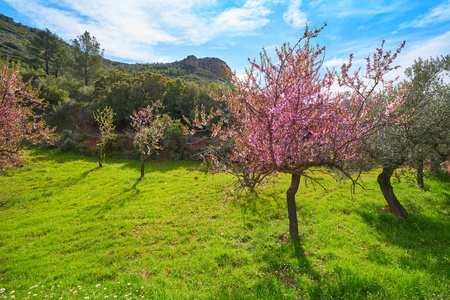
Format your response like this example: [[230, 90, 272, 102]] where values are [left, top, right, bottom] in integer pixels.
[[1, 0, 449, 79]]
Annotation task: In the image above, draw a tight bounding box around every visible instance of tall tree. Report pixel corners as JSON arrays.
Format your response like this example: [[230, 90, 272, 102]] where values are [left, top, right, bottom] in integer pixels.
[[71, 31, 104, 86], [192, 26, 407, 241], [0, 61, 56, 169], [28, 28, 62, 76]]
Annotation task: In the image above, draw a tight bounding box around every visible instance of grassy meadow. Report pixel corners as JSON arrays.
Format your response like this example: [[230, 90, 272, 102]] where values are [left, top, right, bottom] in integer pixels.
[[0, 150, 449, 299]]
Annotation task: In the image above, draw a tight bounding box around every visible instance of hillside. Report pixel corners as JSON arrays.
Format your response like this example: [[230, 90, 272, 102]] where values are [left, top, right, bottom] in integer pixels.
[[0, 13, 230, 85], [0, 14, 37, 61], [119, 58, 230, 85]]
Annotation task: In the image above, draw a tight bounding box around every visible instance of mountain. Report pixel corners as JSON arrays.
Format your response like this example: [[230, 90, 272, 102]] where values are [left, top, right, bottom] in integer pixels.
[[0, 13, 230, 85], [0, 14, 37, 61], [180, 55, 230, 80]]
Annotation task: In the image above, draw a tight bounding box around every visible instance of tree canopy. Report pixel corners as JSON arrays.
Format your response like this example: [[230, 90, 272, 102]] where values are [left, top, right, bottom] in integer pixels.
[[192, 26, 408, 241], [71, 31, 104, 86]]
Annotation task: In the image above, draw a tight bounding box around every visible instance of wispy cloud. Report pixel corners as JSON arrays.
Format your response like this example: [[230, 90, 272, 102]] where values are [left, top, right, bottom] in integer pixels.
[[3, 0, 274, 62], [283, 0, 307, 28], [386, 30, 450, 81], [400, 0, 450, 28], [317, 0, 407, 18]]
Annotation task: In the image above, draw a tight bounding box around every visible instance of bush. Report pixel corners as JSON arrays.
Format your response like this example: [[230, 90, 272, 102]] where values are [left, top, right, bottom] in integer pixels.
[[77, 85, 95, 102], [162, 117, 188, 160], [39, 83, 70, 105], [101, 133, 124, 157], [47, 100, 96, 132], [56, 129, 95, 156]]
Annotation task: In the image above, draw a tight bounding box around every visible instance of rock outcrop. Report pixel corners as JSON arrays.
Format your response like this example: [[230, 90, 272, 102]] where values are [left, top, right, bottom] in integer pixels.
[[180, 55, 231, 80], [0, 14, 38, 33]]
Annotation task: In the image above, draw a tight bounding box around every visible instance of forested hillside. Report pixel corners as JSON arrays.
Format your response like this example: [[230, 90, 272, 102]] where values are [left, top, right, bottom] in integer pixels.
[[0, 13, 229, 166], [0, 13, 229, 85]]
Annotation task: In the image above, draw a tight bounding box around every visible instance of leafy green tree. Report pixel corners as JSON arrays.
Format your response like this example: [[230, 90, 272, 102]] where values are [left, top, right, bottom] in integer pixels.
[[404, 55, 450, 187], [129, 71, 167, 110], [95, 70, 167, 124], [93, 106, 116, 168], [368, 55, 449, 218], [94, 69, 132, 99], [163, 78, 185, 119], [161, 115, 188, 159], [71, 31, 104, 86]]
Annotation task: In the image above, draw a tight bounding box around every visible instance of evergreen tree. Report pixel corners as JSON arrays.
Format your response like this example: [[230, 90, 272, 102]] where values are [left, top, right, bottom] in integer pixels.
[[28, 28, 62, 76], [71, 31, 104, 86]]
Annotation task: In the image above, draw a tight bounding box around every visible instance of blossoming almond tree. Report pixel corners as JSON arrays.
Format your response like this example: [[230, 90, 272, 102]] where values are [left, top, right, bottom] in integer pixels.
[[195, 26, 408, 241], [0, 61, 56, 170], [130, 102, 168, 178]]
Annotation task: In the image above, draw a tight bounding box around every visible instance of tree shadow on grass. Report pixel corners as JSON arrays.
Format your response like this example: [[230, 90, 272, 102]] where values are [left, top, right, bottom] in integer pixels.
[[94, 177, 143, 217], [234, 189, 286, 229], [26, 149, 198, 175], [217, 191, 322, 299], [213, 239, 321, 299], [70, 167, 98, 185], [355, 206, 450, 275]]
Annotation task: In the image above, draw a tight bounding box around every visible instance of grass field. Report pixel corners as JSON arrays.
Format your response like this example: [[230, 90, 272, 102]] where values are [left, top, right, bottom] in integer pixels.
[[0, 150, 449, 299]]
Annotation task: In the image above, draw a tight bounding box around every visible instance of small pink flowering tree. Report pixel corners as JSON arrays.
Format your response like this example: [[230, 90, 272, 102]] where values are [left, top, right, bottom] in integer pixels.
[[0, 61, 56, 170], [194, 26, 408, 241], [130, 102, 168, 178]]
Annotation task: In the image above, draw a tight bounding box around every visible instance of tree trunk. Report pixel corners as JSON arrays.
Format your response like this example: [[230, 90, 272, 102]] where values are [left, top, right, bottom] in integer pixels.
[[417, 160, 424, 189], [98, 149, 102, 168], [45, 59, 49, 76], [140, 160, 145, 178], [377, 167, 408, 219], [286, 173, 301, 242]]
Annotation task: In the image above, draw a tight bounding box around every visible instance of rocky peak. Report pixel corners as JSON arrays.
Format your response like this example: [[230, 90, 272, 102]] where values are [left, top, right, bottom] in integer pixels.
[[180, 55, 231, 80], [0, 14, 39, 33]]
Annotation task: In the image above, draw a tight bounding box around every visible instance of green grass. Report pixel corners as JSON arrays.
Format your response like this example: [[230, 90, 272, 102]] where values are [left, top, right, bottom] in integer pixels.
[[0, 150, 449, 299]]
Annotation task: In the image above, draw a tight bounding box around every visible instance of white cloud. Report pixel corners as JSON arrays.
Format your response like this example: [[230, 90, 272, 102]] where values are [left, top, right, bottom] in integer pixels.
[[385, 31, 450, 81], [401, 0, 450, 28], [283, 0, 307, 28], [324, 58, 347, 68], [324, 30, 450, 85], [3, 0, 274, 63]]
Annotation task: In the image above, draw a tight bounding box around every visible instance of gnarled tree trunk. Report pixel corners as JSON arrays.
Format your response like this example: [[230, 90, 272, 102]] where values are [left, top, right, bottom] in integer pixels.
[[286, 173, 301, 242], [377, 167, 408, 219]]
